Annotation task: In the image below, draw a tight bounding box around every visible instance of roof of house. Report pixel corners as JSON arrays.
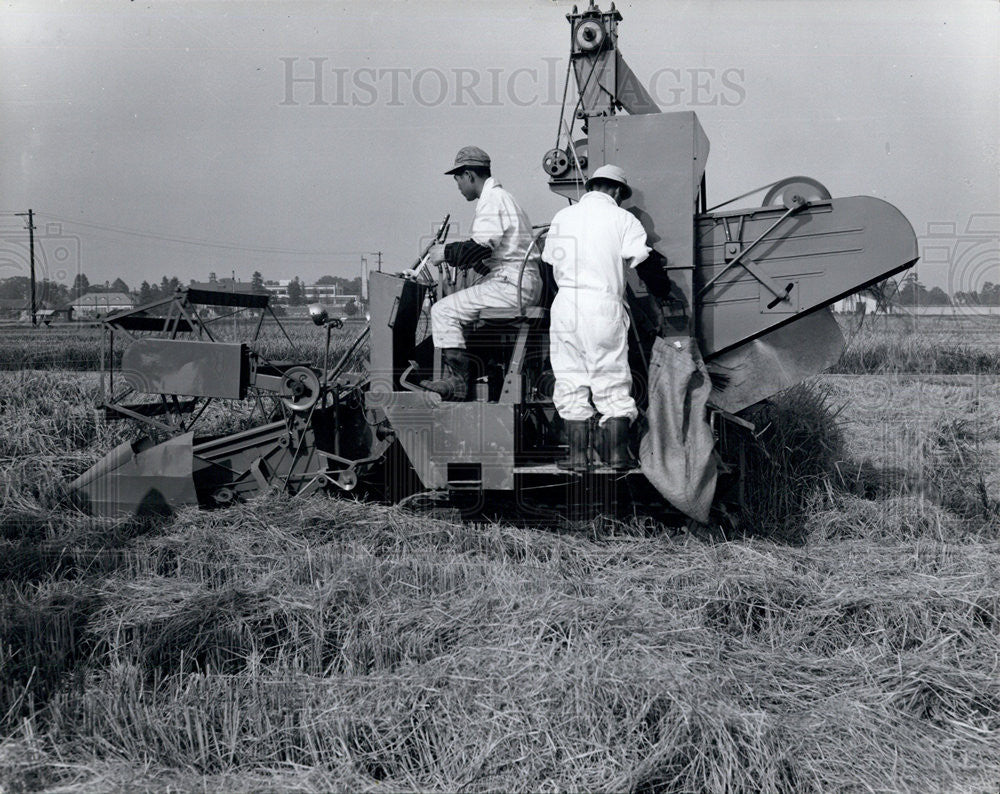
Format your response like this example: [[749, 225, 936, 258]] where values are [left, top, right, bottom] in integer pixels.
[[188, 280, 268, 295], [71, 292, 134, 307]]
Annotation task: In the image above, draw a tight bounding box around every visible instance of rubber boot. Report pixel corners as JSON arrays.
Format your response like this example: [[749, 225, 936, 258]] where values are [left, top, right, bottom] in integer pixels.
[[557, 420, 590, 472], [423, 348, 470, 401], [600, 416, 636, 471]]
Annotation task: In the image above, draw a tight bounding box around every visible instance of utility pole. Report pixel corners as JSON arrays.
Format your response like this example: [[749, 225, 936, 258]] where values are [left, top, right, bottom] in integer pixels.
[[375, 251, 382, 272], [15, 209, 37, 326]]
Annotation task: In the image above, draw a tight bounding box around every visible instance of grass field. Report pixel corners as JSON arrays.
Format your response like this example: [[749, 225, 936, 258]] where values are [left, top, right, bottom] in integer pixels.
[[3, 312, 1000, 374], [1, 317, 999, 792], [0, 317, 369, 372]]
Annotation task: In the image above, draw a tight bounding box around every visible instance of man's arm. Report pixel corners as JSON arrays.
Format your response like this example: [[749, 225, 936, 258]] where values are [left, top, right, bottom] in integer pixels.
[[429, 191, 503, 270], [621, 214, 671, 299], [634, 249, 673, 300], [621, 214, 651, 270], [444, 239, 492, 271]]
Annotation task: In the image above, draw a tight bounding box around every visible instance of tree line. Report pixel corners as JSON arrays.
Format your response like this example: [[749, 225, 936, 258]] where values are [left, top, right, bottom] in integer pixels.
[[892, 277, 1000, 307], [0, 272, 363, 308]]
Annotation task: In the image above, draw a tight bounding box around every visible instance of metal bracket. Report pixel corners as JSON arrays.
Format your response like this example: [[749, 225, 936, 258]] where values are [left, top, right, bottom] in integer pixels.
[[699, 201, 810, 302], [249, 458, 271, 492]]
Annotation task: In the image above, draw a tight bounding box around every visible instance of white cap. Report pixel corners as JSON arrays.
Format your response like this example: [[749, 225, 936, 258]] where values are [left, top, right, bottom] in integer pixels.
[[585, 164, 632, 200]]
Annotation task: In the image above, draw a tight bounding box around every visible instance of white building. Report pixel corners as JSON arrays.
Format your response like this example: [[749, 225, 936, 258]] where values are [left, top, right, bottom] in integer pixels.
[[833, 293, 881, 314], [264, 279, 359, 308], [70, 291, 134, 318]]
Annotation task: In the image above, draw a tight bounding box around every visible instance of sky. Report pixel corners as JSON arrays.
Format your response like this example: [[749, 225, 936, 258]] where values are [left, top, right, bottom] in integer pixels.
[[1, 0, 997, 294]]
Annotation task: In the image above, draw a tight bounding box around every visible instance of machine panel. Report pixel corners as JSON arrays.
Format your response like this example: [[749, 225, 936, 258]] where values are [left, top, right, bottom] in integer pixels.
[[120, 339, 249, 399], [589, 111, 710, 334], [374, 392, 516, 491], [696, 196, 918, 355]]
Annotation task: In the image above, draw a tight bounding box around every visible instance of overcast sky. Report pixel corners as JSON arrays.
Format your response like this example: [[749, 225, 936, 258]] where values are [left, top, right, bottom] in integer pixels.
[[1, 0, 997, 293]]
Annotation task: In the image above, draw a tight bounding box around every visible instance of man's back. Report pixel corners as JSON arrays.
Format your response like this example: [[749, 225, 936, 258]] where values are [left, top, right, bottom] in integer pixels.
[[544, 191, 649, 297], [471, 178, 539, 281]]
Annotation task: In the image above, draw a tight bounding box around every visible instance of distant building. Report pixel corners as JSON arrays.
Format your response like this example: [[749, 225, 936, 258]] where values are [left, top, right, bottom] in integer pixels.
[[0, 297, 73, 323], [833, 294, 882, 314], [70, 291, 134, 318], [263, 279, 359, 309], [188, 278, 269, 296]]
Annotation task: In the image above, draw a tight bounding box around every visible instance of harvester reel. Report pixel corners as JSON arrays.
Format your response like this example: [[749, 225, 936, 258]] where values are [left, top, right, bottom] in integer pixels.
[[542, 148, 571, 177], [762, 176, 832, 210], [279, 366, 322, 412]]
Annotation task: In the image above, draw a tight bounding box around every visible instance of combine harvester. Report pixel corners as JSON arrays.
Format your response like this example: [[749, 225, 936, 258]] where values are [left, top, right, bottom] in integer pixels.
[[71, 3, 918, 523]]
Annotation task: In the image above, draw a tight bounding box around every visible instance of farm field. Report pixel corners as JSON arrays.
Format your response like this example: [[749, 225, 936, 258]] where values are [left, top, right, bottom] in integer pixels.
[[0, 317, 368, 372], [3, 312, 1000, 375], [1, 318, 999, 793]]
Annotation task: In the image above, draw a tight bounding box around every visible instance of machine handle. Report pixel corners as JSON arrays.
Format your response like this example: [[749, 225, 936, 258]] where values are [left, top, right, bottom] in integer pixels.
[[766, 283, 796, 310], [516, 225, 551, 315], [387, 296, 399, 329]]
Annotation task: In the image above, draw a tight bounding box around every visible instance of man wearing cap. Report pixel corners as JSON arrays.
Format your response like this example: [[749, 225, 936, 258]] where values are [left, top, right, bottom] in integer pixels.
[[542, 164, 652, 471], [422, 146, 542, 401]]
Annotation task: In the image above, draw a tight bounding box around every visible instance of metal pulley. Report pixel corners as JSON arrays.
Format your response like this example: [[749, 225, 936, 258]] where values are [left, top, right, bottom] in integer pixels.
[[762, 176, 832, 210], [211, 487, 235, 506], [574, 18, 606, 52], [279, 366, 322, 412], [332, 469, 358, 491], [542, 148, 571, 177]]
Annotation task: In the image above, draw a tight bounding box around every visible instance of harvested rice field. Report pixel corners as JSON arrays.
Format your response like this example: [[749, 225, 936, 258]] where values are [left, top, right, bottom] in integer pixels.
[[1, 318, 999, 793]]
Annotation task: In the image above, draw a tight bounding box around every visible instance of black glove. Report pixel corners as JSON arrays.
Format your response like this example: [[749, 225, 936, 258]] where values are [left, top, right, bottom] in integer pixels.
[[445, 240, 492, 274], [635, 250, 672, 300]]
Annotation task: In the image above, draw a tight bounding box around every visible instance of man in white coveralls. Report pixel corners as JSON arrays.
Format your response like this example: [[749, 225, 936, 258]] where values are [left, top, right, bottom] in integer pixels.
[[542, 164, 651, 471], [422, 146, 542, 401]]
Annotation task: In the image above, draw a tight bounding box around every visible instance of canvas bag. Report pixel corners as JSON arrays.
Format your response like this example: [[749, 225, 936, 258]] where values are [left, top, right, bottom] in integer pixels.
[[639, 336, 717, 523]]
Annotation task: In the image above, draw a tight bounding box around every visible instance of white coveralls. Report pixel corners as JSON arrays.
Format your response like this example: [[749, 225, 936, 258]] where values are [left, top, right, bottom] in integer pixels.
[[542, 190, 651, 424], [430, 177, 542, 349]]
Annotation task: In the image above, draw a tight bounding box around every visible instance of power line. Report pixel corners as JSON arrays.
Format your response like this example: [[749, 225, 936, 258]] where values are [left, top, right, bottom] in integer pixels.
[[32, 211, 368, 257]]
